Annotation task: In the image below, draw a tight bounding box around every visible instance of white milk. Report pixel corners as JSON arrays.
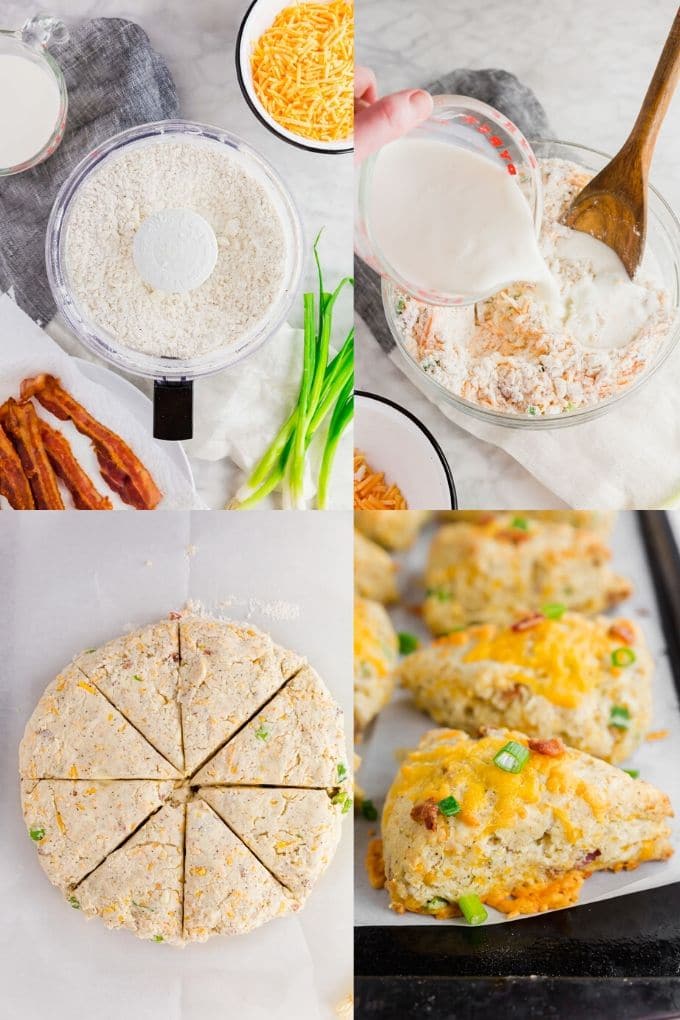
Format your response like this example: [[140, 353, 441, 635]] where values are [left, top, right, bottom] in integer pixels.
[[0, 53, 62, 168], [368, 137, 554, 300]]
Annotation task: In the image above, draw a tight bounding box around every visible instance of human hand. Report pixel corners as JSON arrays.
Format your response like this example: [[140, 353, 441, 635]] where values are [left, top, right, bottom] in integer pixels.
[[354, 66, 433, 162]]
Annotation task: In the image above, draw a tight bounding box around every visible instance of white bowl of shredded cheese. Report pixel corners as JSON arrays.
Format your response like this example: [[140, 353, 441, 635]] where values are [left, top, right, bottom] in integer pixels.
[[236, 0, 353, 154]]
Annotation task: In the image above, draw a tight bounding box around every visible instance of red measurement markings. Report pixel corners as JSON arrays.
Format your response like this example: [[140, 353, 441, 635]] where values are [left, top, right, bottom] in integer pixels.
[[461, 114, 517, 174]]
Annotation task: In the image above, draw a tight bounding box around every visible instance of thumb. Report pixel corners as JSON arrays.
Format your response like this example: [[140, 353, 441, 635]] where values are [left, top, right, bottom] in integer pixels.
[[354, 89, 433, 162]]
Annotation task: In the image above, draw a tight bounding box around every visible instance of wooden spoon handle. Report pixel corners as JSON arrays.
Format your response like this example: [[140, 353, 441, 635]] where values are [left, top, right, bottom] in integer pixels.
[[626, 7, 680, 164]]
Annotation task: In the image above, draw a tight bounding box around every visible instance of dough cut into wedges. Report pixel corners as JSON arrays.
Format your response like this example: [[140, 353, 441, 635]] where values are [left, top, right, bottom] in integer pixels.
[[199, 787, 342, 902], [381, 727, 673, 919], [179, 617, 305, 774], [20, 779, 172, 892], [75, 620, 183, 772], [183, 799, 295, 941], [193, 665, 346, 788], [76, 802, 185, 945], [19, 665, 180, 780]]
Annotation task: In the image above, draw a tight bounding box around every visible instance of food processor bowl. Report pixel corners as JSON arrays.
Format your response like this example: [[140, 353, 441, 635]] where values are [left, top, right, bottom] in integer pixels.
[[46, 119, 304, 440], [382, 140, 680, 429]]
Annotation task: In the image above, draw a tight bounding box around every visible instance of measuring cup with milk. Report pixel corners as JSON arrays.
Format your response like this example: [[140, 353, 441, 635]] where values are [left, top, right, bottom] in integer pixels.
[[355, 95, 552, 306], [0, 14, 68, 176]]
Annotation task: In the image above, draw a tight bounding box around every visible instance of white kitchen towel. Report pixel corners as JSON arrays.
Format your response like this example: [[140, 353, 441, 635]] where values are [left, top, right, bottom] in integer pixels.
[[185, 323, 352, 509], [0, 294, 198, 509], [385, 329, 680, 509]]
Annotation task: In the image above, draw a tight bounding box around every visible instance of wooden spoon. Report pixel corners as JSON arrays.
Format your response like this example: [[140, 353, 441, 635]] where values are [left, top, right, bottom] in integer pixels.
[[561, 8, 680, 278]]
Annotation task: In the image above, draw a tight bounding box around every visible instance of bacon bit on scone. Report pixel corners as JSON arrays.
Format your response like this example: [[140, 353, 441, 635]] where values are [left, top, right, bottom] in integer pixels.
[[528, 737, 566, 757], [168, 611, 182, 620], [497, 528, 531, 545], [410, 798, 439, 831], [580, 849, 602, 866], [608, 622, 636, 645], [511, 613, 545, 632]]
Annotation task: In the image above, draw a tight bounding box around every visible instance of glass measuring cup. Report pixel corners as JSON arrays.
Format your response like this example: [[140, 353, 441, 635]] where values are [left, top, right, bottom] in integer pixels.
[[355, 94, 543, 306], [0, 13, 68, 176]]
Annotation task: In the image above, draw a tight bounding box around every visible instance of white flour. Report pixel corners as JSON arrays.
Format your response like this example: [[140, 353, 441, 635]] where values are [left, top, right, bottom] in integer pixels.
[[391, 158, 676, 416], [64, 140, 286, 359]]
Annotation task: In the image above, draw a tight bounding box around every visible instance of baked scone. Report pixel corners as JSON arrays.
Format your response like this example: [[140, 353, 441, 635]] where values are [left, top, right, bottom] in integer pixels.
[[354, 529, 398, 603], [355, 510, 431, 550], [399, 613, 651, 763], [423, 518, 631, 634], [354, 596, 398, 738], [439, 511, 615, 535], [380, 727, 673, 919]]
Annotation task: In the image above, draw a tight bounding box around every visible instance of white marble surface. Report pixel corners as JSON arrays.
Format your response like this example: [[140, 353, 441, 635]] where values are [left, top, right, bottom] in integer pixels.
[[1, 0, 352, 509], [356, 0, 680, 509]]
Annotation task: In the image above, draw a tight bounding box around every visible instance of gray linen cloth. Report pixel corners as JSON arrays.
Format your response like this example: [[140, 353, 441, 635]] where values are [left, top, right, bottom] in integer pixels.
[[0, 17, 179, 325], [355, 69, 552, 352]]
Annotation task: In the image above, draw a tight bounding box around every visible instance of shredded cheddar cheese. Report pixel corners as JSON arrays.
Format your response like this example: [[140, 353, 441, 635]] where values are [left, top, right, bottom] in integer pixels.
[[354, 450, 407, 509], [251, 1, 353, 143]]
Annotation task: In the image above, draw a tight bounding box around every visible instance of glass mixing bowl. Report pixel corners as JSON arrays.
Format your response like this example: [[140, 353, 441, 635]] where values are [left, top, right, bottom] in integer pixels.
[[46, 119, 303, 439], [356, 94, 543, 307], [383, 140, 680, 430]]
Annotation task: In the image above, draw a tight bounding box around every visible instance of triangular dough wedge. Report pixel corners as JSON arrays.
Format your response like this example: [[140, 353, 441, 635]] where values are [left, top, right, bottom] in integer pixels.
[[179, 617, 305, 774], [76, 803, 185, 945], [183, 799, 295, 941], [194, 665, 345, 787], [20, 779, 172, 892], [199, 787, 342, 902], [75, 620, 183, 772], [19, 665, 180, 780]]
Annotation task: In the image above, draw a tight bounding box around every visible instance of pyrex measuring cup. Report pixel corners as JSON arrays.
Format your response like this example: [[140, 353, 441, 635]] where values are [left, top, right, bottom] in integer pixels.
[[0, 13, 68, 176], [355, 94, 543, 306]]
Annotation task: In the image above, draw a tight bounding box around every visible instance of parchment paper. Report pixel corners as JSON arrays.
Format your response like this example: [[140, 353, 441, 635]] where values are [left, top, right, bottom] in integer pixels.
[[0, 511, 352, 1019], [355, 511, 680, 925], [0, 294, 198, 509]]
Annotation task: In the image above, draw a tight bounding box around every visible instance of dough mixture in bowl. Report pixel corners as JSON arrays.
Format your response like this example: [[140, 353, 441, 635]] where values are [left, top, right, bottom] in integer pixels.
[[389, 159, 677, 417]]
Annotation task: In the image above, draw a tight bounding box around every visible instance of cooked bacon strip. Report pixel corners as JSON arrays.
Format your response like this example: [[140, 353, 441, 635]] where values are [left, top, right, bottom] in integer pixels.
[[0, 421, 35, 509], [38, 419, 113, 510], [527, 737, 566, 757], [608, 621, 636, 645], [21, 375, 162, 510], [410, 798, 439, 831], [0, 399, 64, 509], [511, 613, 545, 632]]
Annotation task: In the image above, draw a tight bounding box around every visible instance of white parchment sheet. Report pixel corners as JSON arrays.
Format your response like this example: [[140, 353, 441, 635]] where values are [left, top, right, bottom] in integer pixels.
[[355, 511, 680, 925], [0, 511, 353, 1020]]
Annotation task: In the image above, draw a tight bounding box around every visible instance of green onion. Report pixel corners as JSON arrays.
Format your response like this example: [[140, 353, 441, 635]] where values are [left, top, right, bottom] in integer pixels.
[[361, 799, 378, 821], [611, 647, 636, 668], [231, 232, 353, 510], [332, 790, 353, 814], [437, 796, 461, 817], [67, 896, 80, 909], [458, 893, 488, 925], [152, 935, 164, 943], [542, 602, 566, 620], [425, 896, 449, 912], [610, 705, 631, 730], [398, 632, 420, 655], [255, 725, 269, 741], [623, 768, 640, 779], [336, 762, 348, 782], [133, 674, 143, 682], [527, 406, 537, 416], [29, 827, 45, 842], [426, 588, 451, 602], [511, 516, 528, 530], [493, 740, 530, 773]]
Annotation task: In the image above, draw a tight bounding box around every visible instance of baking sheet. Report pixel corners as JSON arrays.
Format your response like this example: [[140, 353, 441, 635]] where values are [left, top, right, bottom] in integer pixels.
[[0, 294, 198, 509], [0, 511, 352, 1020], [355, 511, 680, 925]]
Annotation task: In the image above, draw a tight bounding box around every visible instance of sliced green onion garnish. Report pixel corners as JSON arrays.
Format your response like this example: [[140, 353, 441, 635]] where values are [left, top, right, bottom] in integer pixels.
[[332, 790, 353, 814], [152, 935, 164, 943], [67, 896, 80, 909], [425, 896, 449, 912], [336, 762, 348, 782], [493, 740, 530, 773], [398, 632, 420, 655], [542, 602, 566, 620], [255, 725, 269, 741], [458, 893, 488, 925], [133, 674, 143, 682], [610, 705, 631, 730], [361, 799, 378, 821], [29, 827, 45, 842], [437, 796, 461, 817], [426, 588, 452, 602], [511, 516, 529, 530], [623, 768, 640, 779], [611, 647, 636, 667]]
